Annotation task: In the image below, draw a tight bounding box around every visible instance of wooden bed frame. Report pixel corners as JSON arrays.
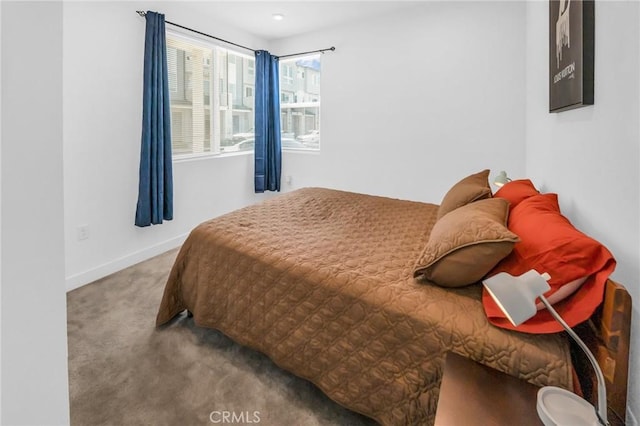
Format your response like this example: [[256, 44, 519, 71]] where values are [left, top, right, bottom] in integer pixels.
[[573, 279, 632, 425]]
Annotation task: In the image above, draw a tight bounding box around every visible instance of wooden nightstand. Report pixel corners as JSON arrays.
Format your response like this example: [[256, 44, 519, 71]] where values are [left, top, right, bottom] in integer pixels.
[[435, 352, 543, 426]]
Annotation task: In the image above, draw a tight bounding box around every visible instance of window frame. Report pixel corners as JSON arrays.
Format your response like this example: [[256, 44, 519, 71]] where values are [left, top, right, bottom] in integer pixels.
[[166, 29, 256, 162], [165, 30, 322, 160]]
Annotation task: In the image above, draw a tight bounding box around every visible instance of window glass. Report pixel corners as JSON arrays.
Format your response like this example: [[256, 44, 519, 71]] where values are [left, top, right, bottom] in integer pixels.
[[166, 32, 255, 158], [166, 32, 321, 156], [279, 55, 321, 150]]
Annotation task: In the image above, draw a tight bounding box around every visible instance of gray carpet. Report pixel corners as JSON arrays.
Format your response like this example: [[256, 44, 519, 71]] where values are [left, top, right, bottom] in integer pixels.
[[67, 249, 377, 426]]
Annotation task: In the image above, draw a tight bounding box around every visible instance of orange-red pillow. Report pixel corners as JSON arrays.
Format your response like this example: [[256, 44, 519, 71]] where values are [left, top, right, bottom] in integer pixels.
[[482, 193, 616, 333], [493, 179, 539, 210]]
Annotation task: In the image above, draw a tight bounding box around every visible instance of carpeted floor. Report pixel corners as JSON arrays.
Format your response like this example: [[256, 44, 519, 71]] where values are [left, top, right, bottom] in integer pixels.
[[67, 249, 376, 426]]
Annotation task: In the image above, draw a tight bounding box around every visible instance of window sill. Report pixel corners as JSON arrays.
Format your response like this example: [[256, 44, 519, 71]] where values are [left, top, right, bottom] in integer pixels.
[[173, 148, 320, 163], [172, 151, 252, 163], [283, 147, 320, 155]]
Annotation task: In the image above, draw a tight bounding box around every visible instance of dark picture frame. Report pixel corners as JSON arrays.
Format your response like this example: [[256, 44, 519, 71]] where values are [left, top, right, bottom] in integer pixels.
[[549, 0, 594, 113]]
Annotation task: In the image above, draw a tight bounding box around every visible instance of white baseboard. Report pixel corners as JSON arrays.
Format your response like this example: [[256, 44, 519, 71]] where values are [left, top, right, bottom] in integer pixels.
[[629, 406, 638, 426], [65, 233, 188, 292]]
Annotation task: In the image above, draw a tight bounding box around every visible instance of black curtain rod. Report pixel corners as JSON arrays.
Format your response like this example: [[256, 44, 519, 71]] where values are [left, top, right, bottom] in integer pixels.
[[136, 11, 335, 58], [279, 46, 335, 59], [137, 10, 255, 52]]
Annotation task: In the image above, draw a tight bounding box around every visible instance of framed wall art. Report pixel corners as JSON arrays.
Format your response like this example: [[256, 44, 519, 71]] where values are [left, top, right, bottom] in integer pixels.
[[549, 0, 594, 113]]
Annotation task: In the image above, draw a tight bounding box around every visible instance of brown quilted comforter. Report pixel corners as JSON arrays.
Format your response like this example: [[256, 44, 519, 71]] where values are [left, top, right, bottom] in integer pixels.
[[156, 187, 572, 425]]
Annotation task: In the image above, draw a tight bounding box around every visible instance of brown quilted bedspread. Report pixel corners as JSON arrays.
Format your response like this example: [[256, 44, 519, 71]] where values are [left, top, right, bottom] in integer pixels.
[[156, 188, 572, 425]]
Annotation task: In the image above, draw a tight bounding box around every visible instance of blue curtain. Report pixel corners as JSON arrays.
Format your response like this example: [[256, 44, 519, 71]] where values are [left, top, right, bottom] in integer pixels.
[[254, 50, 281, 193], [135, 11, 173, 227]]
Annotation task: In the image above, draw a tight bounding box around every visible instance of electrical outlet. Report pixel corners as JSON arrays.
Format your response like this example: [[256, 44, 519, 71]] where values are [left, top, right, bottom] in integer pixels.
[[285, 175, 293, 185], [77, 225, 89, 241]]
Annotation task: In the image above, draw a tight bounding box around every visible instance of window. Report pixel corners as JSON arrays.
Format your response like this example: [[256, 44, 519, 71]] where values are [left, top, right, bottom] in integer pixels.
[[279, 55, 321, 150], [281, 65, 294, 85], [281, 91, 293, 104], [166, 32, 255, 158]]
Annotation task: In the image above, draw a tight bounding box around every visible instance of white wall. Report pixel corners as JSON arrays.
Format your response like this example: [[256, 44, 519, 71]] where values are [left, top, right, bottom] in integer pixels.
[[1, 2, 70, 425], [0, 1, 3, 421], [525, 1, 639, 422], [271, 1, 527, 203], [63, 2, 274, 290]]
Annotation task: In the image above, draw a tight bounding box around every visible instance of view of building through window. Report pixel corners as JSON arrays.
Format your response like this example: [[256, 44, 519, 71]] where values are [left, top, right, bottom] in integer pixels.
[[280, 54, 321, 150], [167, 31, 320, 157], [167, 32, 255, 157]]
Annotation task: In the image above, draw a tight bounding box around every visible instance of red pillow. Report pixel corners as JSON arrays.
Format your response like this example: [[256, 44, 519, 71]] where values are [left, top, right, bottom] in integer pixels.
[[493, 179, 539, 210], [482, 193, 616, 333]]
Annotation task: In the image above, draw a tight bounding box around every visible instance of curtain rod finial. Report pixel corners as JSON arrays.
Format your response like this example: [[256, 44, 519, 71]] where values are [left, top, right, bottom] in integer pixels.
[[136, 10, 146, 17]]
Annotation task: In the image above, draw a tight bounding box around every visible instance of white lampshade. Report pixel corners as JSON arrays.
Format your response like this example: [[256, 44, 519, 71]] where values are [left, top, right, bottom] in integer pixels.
[[493, 170, 511, 187], [482, 270, 550, 326]]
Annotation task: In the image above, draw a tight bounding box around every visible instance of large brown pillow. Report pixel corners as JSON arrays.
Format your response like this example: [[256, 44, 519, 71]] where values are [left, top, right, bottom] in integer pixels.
[[437, 169, 492, 220], [414, 198, 519, 288]]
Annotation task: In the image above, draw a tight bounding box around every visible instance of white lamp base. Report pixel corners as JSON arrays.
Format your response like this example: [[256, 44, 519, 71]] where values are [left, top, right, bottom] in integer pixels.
[[537, 386, 601, 426]]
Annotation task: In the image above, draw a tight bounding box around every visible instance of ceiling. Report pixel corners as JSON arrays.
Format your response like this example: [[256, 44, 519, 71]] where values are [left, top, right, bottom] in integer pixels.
[[178, 1, 422, 41]]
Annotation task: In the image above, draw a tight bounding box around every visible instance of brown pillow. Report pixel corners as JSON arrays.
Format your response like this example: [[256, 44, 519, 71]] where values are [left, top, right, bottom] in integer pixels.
[[414, 198, 519, 288], [437, 169, 492, 220]]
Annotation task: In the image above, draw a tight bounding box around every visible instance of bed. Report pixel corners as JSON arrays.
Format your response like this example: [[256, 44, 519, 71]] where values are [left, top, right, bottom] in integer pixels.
[[156, 183, 631, 425]]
